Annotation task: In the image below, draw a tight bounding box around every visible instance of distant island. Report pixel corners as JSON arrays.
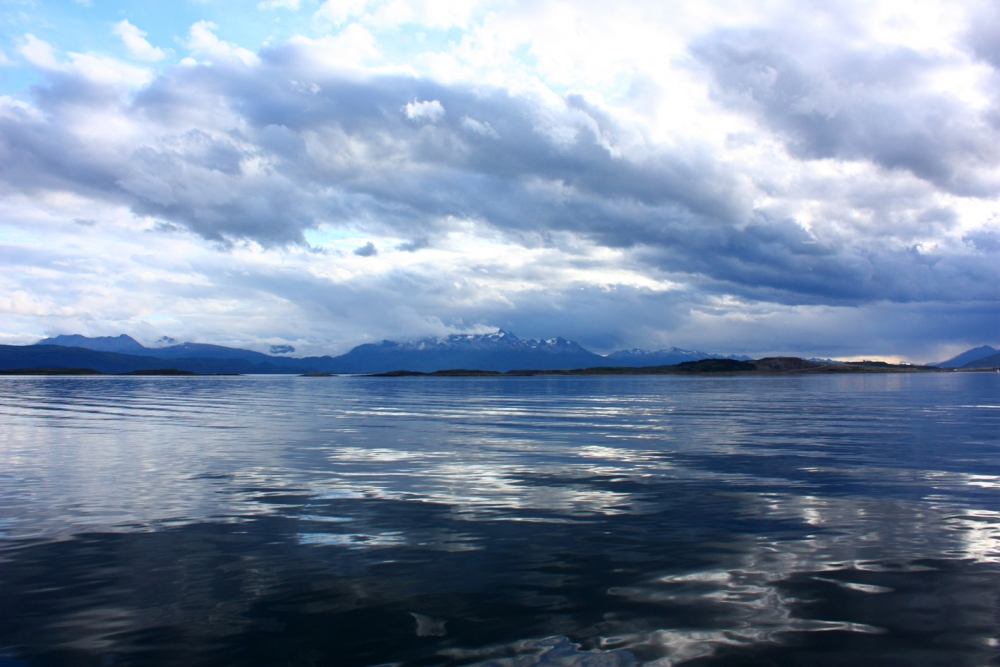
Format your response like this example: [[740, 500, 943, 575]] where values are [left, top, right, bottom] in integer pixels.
[[370, 357, 961, 377], [0, 333, 996, 376]]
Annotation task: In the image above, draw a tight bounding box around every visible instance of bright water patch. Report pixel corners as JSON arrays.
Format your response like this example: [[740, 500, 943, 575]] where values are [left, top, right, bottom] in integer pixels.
[[0, 373, 998, 665]]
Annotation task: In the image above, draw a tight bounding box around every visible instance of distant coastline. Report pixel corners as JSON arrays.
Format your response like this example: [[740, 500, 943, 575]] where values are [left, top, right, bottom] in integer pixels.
[[368, 357, 982, 377], [0, 368, 236, 376], [2, 357, 996, 377]]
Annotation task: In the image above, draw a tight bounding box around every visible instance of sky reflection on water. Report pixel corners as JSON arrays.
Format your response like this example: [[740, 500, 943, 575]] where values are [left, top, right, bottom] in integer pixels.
[[0, 374, 999, 666]]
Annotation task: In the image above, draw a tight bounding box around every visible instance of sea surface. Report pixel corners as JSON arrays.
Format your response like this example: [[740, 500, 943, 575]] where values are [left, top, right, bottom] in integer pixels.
[[1, 373, 999, 666]]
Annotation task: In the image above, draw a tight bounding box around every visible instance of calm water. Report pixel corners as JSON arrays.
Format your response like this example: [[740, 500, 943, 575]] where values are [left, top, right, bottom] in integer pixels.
[[1, 373, 999, 666]]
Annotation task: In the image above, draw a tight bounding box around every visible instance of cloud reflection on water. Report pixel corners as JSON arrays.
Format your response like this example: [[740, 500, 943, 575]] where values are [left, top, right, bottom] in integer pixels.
[[0, 374, 998, 665]]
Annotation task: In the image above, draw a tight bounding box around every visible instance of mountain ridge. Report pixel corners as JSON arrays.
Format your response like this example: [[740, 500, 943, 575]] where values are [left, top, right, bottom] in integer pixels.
[[932, 345, 998, 367], [25, 332, 993, 374], [38, 334, 295, 365], [31, 330, 749, 373]]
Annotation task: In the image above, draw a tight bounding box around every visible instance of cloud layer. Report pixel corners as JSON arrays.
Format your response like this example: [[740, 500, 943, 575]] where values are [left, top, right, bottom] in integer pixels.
[[0, 1, 998, 360]]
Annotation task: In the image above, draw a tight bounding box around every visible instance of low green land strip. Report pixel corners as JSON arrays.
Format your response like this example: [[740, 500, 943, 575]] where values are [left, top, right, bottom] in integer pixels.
[[368, 357, 949, 377]]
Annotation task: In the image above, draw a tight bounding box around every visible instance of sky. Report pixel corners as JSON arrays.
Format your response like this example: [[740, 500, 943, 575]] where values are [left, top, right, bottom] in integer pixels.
[[0, 0, 998, 362]]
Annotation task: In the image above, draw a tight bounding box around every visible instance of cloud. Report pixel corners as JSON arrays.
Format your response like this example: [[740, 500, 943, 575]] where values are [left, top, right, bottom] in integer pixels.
[[259, 0, 301, 9], [16, 34, 151, 85], [312, 0, 474, 29], [403, 98, 445, 122], [461, 116, 498, 137], [354, 241, 378, 256], [963, 228, 1000, 252], [286, 24, 380, 70], [314, 0, 370, 25], [2, 208, 992, 360], [966, 3, 1000, 69], [19, 35, 62, 70], [2, 0, 999, 359], [2, 52, 997, 309], [397, 237, 429, 252], [691, 29, 1000, 196], [183, 21, 259, 67], [112, 20, 166, 62]]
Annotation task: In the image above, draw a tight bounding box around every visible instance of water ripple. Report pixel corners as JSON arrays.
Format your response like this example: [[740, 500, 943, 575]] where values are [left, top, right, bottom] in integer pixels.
[[0, 373, 998, 665]]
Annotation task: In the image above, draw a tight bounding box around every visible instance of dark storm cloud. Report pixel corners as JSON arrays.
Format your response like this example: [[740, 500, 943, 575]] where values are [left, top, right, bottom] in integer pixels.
[[0, 36, 998, 308], [638, 215, 999, 305]]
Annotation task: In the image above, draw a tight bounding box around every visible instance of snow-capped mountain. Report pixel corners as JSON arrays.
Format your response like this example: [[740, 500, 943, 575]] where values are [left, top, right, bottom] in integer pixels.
[[328, 330, 604, 373]]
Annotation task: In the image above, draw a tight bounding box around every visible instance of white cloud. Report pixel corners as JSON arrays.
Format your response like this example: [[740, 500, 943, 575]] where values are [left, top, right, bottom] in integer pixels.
[[66, 52, 152, 86], [403, 99, 445, 122], [17, 34, 150, 86], [313, 0, 476, 29], [2, 0, 1000, 358], [19, 34, 62, 70], [314, 0, 370, 24], [461, 116, 498, 138], [258, 0, 301, 9], [287, 24, 380, 70], [184, 21, 260, 67], [112, 20, 166, 62], [416, 0, 477, 28]]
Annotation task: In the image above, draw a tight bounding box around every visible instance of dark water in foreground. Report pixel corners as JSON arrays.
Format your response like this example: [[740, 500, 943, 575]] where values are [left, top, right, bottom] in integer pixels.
[[1, 374, 999, 666]]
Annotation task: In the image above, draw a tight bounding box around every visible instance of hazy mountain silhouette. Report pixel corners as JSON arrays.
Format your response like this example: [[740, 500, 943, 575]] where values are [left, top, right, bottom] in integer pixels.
[[932, 345, 998, 367], [38, 336, 295, 365], [37, 334, 148, 354]]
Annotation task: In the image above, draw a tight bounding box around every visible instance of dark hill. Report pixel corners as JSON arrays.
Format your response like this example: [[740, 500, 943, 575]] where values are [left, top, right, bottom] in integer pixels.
[[962, 352, 1000, 369], [674, 358, 758, 373], [604, 348, 752, 366], [0, 345, 306, 374], [36, 335, 317, 367], [752, 357, 823, 372]]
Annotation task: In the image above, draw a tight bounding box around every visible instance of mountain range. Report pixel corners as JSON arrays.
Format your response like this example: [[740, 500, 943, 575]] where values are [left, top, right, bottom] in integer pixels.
[[0, 332, 993, 375], [0, 331, 753, 374]]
